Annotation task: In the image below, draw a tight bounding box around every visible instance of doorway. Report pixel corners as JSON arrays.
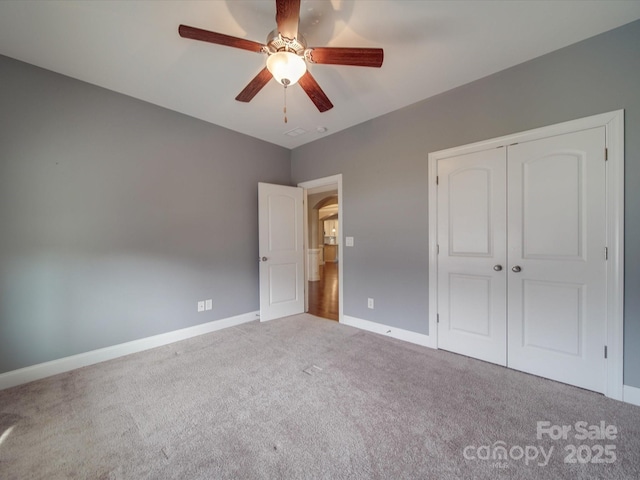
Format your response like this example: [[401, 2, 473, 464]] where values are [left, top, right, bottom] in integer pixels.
[[298, 175, 343, 322], [309, 191, 339, 320]]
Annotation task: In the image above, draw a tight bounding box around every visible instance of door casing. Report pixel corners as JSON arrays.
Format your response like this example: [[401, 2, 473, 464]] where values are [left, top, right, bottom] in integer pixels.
[[428, 110, 624, 400]]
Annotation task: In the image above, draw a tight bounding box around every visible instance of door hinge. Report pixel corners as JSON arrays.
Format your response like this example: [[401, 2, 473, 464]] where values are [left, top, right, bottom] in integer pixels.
[[437, 244, 440, 254], [604, 345, 608, 359], [604, 246, 609, 260], [437, 314, 440, 324], [605, 148, 608, 161], [436, 176, 439, 185]]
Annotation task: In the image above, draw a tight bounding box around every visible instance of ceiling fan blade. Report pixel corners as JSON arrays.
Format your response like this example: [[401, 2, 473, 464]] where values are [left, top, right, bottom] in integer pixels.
[[298, 71, 333, 112], [307, 47, 384, 68], [236, 68, 273, 103], [179, 25, 264, 53], [276, 0, 301, 40]]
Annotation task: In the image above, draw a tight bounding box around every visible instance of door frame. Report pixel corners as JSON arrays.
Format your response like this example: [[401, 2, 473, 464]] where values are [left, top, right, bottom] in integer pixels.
[[427, 110, 624, 400], [298, 174, 344, 323]]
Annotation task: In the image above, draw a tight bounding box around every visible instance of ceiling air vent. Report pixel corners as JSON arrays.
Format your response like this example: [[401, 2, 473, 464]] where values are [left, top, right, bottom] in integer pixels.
[[284, 127, 307, 137]]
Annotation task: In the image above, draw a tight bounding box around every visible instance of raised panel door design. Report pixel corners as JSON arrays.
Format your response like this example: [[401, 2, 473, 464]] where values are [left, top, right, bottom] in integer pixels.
[[448, 274, 491, 336], [522, 152, 585, 260], [268, 195, 298, 253], [258, 183, 304, 322], [436, 127, 606, 393], [507, 127, 606, 393], [269, 263, 299, 304], [522, 280, 584, 356], [437, 148, 507, 366], [449, 168, 492, 256]]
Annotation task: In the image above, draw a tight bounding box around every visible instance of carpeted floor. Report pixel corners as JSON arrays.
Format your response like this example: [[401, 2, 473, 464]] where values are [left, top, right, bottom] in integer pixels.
[[1, 313, 639, 479]]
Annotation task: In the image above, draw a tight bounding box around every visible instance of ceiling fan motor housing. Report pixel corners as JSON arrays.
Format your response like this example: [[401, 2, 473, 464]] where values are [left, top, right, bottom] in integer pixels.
[[266, 29, 306, 55]]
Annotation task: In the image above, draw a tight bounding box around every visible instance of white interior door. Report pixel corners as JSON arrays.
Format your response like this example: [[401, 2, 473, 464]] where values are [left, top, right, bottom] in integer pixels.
[[258, 182, 304, 322], [507, 127, 607, 393], [437, 148, 508, 366]]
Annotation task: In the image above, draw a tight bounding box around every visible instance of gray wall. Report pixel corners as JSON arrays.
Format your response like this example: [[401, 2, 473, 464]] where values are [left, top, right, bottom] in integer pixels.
[[2, 20, 639, 388], [0, 55, 291, 374], [291, 20, 640, 388]]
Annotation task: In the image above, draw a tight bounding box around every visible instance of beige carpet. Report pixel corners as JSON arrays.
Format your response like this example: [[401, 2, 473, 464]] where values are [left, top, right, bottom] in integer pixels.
[[1, 314, 639, 479]]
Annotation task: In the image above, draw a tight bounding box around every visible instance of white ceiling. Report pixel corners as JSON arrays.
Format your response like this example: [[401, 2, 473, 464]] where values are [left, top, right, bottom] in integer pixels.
[[1, 1, 639, 149]]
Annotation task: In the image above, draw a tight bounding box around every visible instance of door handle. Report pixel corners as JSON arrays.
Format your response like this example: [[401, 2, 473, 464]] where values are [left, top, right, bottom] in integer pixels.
[[261, 257, 268, 262], [493, 265, 503, 271], [512, 265, 522, 273]]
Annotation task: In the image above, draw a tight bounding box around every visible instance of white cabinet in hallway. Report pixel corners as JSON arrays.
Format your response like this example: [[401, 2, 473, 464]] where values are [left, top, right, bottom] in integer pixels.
[[324, 244, 338, 263], [323, 219, 339, 243]]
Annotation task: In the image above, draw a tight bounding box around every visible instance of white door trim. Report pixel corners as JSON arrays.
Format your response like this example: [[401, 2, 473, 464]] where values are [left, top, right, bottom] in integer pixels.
[[428, 110, 624, 400], [298, 174, 344, 323]]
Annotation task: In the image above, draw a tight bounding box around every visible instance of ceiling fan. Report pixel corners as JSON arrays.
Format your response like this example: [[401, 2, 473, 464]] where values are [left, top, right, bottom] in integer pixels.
[[178, 0, 383, 113]]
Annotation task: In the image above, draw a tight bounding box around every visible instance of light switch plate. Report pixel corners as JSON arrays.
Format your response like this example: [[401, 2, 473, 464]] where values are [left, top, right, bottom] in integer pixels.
[[346, 236, 354, 247], [205, 299, 213, 311], [197, 301, 205, 312]]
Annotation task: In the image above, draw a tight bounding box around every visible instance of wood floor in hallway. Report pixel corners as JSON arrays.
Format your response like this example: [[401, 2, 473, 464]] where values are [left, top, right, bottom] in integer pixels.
[[308, 261, 338, 321]]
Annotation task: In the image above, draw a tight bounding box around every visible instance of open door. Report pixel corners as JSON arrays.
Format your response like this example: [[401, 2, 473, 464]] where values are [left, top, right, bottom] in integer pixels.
[[258, 182, 305, 321]]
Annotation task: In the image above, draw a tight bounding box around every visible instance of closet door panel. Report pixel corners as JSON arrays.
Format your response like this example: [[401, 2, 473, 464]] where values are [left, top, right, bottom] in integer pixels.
[[437, 148, 507, 366], [507, 127, 607, 393]]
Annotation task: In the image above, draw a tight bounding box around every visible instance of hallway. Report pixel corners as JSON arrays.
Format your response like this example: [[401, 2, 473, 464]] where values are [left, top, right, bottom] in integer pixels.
[[308, 261, 338, 321]]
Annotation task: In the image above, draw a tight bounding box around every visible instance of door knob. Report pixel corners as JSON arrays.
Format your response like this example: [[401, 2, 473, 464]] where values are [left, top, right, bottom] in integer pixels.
[[512, 265, 522, 273], [261, 257, 268, 262], [493, 265, 503, 271]]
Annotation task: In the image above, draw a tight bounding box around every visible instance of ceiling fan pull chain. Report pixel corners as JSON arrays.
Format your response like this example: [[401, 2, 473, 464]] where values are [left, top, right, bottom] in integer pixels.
[[283, 85, 288, 123]]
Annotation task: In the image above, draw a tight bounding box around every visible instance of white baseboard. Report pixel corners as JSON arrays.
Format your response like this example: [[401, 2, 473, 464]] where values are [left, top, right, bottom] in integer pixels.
[[342, 315, 436, 349], [0, 311, 259, 391], [623, 385, 640, 407]]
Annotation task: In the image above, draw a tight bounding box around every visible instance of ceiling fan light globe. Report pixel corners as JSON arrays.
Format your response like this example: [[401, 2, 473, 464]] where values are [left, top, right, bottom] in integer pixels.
[[266, 51, 306, 86]]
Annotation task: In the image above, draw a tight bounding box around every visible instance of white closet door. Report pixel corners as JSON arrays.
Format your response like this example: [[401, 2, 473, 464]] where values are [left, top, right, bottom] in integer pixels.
[[437, 148, 507, 366], [507, 127, 607, 393]]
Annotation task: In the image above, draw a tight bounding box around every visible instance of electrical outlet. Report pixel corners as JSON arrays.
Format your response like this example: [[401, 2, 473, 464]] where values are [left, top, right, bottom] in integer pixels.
[[205, 299, 213, 311], [367, 298, 374, 309], [197, 301, 205, 312]]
